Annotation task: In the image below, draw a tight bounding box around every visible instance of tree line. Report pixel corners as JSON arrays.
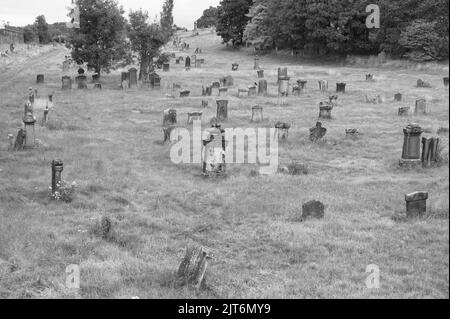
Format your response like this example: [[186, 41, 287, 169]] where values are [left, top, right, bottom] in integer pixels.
[[197, 0, 449, 61]]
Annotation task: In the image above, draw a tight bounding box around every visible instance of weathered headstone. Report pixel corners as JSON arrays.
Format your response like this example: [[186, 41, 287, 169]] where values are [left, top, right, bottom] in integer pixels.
[[28, 88, 35, 104], [23, 113, 36, 149], [202, 86, 212, 96], [218, 87, 228, 97], [36, 74, 44, 84], [254, 56, 260, 70], [202, 127, 226, 176], [128, 68, 138, 88], [42, 105, 49, 126], [301, 200, 325, 220], [251, 106, 263, 123], [398, 107, 410, 116], [422, 137, 440, 168], [415, 98, 427, 115], [258, 80, 267, 96], [76, 75, 88, 89], [399, 123, 423, 168], [180, 90, 190, 98], [94, 83, 102, 90], [329, 95, 338, 107], [163, 63, 170, 72], [257, 70, 264, 78], [248, 85, 257, 97], [185, 56, 191, 70], [319, 101, 333, 119], [216, 100, 229, 122], [149, 72, 161, 88], [275, 122, 291, 142], [318, 80, 328, 93], [278, 76, 290, 97], [310, 122, 327, 142], [405, 192, 428, 218], [444, 77, 449, 87], [238, 88, 249, 97], [277, 67, 288, 84], [187, 112, 203, 124], [163, 109, 177, 126], [92, 74, 100, 83], [8, 133, 14, 150], [175, 58, 180, 64], [394, 93, 402, 102], [51, 160, 64, 196], [13, 129, 26, 151], [417, 79, 431, 88], [366, 74, 374, 81], [336, 83, 346, 93], [163, 126, 178, 144], [346, 128, 359, 139]]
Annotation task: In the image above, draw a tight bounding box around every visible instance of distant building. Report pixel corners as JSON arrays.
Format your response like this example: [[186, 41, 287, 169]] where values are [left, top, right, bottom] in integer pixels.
[[0, 26, 25, 45]]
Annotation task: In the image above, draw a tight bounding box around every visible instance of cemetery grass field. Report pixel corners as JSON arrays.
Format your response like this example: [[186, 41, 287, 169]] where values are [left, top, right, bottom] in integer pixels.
[[0, 31, 448, 299]]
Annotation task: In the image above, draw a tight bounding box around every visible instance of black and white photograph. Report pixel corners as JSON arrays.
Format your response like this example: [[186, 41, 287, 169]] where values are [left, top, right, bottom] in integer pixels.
[[0, 0, 449, 305]]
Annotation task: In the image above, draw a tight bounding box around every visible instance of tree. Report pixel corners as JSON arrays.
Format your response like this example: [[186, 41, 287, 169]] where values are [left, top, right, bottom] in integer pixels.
[[68, 0, 127, 76], [216, 0, 253, 45], [399, 20, 447, 61], [160, 0, 174, 42], [128, 10, 165, 80], [196, 6, 219, 29], [34, 15, 50, 44]]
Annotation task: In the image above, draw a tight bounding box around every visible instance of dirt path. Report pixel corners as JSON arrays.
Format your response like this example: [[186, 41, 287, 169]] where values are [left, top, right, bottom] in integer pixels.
[[0, 47, 66, 91]]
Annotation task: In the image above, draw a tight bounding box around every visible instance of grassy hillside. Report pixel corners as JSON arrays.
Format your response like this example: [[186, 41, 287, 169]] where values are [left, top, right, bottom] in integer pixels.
[[0, 31, 448, 299]]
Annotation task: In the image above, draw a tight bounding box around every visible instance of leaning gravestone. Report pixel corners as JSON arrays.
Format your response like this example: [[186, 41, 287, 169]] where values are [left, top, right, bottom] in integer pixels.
[[301, 200, 325, 221], [36, 74, 44, 84], [405, 192, 428, 218], [394, 93, 402, 102], [399, 123, 423, 168], [310, 122, 327, 142], [128, 68, 138, 89], [149, 72, 161, 88]]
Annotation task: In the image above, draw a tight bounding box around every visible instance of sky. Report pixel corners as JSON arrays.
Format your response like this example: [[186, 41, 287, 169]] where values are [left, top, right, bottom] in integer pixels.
[[0, 0, 220, 28]]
